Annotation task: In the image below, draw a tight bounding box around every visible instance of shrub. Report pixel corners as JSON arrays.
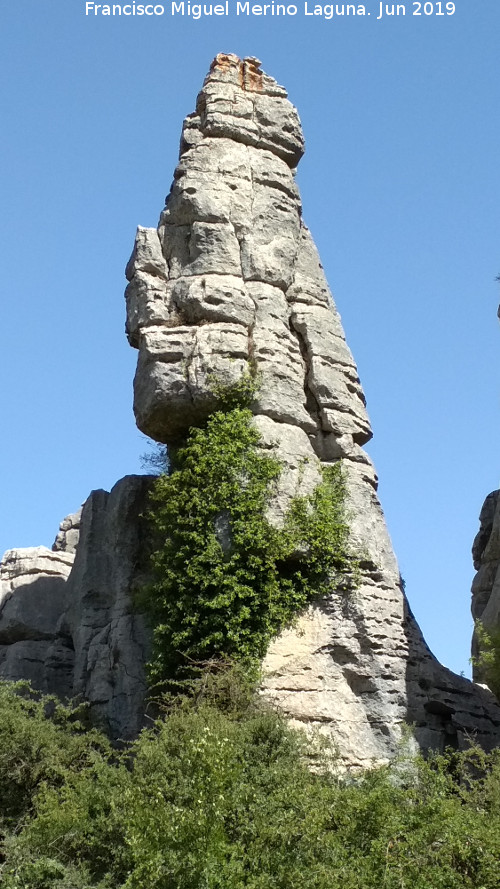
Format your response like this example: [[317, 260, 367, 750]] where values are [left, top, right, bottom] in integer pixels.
[[0, 682, 111, 836], [3, 678, 500, 889]]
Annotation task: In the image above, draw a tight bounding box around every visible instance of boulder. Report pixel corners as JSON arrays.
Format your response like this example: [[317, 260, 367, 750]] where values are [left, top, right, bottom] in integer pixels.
[[52, 509, 82, 554]]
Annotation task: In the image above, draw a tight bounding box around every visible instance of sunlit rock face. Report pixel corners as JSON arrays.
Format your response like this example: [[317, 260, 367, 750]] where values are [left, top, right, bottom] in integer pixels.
[[126, 54, 500, 767], [471, 490, 500, 681]]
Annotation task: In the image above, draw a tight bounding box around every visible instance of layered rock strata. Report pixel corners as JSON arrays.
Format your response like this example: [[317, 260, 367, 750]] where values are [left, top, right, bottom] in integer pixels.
[[471, 490, 500, 680], [126, 53, 500, 767]]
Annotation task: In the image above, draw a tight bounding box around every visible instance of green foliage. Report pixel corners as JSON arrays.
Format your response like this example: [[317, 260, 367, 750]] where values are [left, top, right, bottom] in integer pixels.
[[472, 621, 500, 699], [208, 371, 260, 412], [0, 682, 111, 838], [0, 682, 115, 887], [141, 378, 353, 683], [2, 677, 500, 889]]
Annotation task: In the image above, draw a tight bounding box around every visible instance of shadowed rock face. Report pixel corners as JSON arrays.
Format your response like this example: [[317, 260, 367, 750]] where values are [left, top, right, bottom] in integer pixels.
[[63, 475, 153, 739], [0, 477, 153, 740], [471, 490, 500, 679], [125, 54, 500, 767]]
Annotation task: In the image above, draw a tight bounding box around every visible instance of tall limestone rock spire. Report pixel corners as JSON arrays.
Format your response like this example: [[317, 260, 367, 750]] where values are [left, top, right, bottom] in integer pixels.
[[126, 54, 500, 767]]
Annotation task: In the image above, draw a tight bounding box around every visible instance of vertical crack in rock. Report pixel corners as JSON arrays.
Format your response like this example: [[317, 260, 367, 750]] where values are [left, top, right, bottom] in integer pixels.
[[288, 312, 323, 436]]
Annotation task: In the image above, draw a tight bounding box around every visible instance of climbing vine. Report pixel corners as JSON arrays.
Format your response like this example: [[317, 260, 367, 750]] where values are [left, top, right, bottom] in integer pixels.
[[142, 377, 355, 684]]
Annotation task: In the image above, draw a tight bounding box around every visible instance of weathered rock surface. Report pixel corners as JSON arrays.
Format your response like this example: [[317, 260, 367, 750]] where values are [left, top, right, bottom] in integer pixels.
[[64, 475, 152, 739], [126, 57, 370, 460], [126, 53, 500, 767], [0, 477, 153, 739], [0, 547, 75, 697], [52, 509, 82, 554], [471, 490, 500, 680]]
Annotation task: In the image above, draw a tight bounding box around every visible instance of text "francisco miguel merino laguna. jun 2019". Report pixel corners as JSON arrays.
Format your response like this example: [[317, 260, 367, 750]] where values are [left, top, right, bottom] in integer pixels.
[[84, 2, 457, 20]]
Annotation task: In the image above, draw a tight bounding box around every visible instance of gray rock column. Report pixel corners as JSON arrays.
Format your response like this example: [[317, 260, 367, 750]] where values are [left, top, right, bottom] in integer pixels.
[[126, 54, 500, 767]]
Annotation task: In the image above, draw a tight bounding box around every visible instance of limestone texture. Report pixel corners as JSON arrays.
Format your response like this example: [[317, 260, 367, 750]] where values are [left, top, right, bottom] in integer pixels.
[[471, 490, 500, 681], [126, 53, 500, 767]]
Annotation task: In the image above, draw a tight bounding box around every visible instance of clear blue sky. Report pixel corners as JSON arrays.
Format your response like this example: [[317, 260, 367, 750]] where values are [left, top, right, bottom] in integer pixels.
[[1, 1, 499, 676]]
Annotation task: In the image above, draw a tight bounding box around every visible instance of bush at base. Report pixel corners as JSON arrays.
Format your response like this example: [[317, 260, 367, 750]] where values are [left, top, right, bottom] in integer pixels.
[[2, 677, 500, 889]]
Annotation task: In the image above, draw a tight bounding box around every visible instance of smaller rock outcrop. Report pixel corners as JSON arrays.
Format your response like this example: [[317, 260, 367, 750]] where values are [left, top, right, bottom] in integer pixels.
[[471, 490, 500, 679], [52, 509, 82, 554], [0, 547, 75, 697], [0, 477, 154, 740], [64, 475, 153, 739]]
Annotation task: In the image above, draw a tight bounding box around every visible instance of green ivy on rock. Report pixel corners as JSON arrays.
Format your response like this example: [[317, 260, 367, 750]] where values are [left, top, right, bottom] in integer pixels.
[[141, 378, 355, 684]]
